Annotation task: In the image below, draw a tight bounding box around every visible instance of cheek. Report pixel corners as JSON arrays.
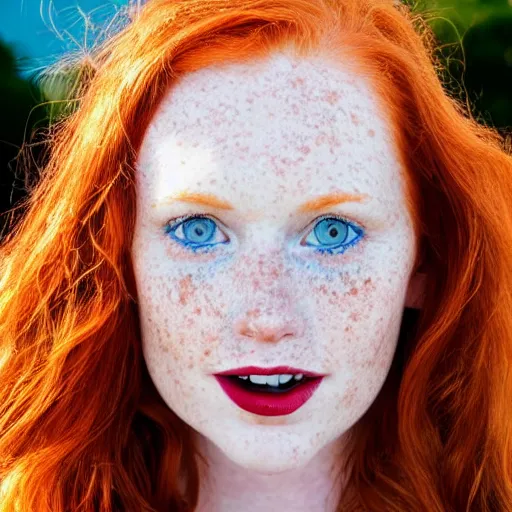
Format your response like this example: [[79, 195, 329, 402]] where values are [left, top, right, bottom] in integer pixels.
[[134, 263, 229, 411], [134, 260, 226, 367], [311, 271, 407, 372]]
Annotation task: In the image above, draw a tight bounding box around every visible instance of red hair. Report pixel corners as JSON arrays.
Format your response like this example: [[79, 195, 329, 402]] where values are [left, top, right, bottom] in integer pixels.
[[1, 0, 511, 510]]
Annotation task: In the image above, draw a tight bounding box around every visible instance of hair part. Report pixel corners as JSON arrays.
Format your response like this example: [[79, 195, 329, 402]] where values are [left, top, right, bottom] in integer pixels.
[[1, 0, 512, 510]]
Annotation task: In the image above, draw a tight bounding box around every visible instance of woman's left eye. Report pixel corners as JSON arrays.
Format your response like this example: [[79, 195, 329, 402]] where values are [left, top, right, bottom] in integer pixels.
[[303, 216, 363, 254], [164, 214, 364, 254]]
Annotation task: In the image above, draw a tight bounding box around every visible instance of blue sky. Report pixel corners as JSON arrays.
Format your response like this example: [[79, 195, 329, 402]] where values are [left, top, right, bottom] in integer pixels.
[[0, 0, 129, 77]]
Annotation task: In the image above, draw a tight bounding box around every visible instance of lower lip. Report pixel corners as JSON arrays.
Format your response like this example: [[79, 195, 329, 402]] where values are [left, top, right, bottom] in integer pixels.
[[214, 375, 324, 416]]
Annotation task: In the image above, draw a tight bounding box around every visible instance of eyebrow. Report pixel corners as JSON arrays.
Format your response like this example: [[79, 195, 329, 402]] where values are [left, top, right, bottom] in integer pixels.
[[156, 190, 370, 213]]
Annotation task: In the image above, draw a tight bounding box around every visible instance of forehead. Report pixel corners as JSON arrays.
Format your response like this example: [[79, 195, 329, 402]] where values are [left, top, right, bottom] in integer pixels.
[[136, 52, 405, 214]]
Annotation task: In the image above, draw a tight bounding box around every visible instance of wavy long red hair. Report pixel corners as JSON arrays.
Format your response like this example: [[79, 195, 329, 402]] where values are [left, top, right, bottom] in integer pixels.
[[1, 0, 511, 510]]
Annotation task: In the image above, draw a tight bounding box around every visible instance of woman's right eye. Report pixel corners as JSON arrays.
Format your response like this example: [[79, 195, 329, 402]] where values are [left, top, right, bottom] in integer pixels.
[[164, 214, 365, 255], [164, 215, 228, 253]]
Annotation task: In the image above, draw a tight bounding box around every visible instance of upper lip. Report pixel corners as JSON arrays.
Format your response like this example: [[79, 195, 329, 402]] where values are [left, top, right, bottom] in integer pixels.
[[213, 366, 326, 377]]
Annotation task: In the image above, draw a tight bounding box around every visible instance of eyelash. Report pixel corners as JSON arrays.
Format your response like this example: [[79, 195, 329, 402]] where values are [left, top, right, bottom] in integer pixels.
[[163, 213, 365, 255]]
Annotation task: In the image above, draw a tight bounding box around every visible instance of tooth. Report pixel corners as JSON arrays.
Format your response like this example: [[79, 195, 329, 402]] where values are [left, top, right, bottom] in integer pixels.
[[278, 374, 294, 385], [249, 375, 268, 385], [265, 375, 280, 387], [237, 376, 249, 380], [294, 373, 304, 381]]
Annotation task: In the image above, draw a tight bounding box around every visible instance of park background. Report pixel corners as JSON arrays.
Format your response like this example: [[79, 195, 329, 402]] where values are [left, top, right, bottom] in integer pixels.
[[0, 0, 511, 234]]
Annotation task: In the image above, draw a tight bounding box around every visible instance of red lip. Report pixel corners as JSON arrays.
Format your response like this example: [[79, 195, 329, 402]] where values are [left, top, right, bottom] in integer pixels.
[[214, 375, 325, 416], [213, 366, 326, 378]]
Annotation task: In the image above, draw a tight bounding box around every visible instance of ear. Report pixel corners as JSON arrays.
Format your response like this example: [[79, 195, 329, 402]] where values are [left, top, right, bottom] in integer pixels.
[[405, 271, 427, 309]]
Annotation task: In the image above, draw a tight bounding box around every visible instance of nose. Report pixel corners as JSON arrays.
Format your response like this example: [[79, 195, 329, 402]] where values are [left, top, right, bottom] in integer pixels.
[[234, 288, 305, 344], [232, 249, 306, 344], [235, 314, 297, 343]]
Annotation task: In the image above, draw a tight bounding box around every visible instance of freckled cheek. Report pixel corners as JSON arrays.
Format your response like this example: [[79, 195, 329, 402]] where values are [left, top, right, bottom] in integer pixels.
[[311, 275, 405, 369], [135, 268, 227, 363]]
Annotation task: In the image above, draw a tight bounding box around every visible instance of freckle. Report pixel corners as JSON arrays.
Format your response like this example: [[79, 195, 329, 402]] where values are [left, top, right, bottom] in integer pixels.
[[364, 278, 372, 286], [161, 345, 169, 353], [298, 145, 311, 155], [291, 76, 304, 87], [349, 311, 360, 322], [194, 307, 202, 315], [205, 333, 219, 343], [204, 349, 211, 357], [178, 274, 194, 305], [270, 267, 280, 280], [342, 386, 357, 407], [324, 90, 339, 105], [349, 287, 358, 296], [248, 307, 261, 318], [368, 129, 375, 137], [350, 112, 360, 125]]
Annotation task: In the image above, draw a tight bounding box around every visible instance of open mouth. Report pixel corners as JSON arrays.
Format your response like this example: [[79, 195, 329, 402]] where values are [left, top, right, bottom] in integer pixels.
[[215, 374, 325, 416], [224, 375, 314, 394]]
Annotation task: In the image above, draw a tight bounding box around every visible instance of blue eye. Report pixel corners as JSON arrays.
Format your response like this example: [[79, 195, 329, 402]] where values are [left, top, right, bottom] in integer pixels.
[[164, 214, 364, 254], [304, 216, 363, 254], [164, 215, 226, 253]]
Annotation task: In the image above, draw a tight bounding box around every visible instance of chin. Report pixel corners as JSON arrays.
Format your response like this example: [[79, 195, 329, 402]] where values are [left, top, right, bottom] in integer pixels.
[[218, 441, 314, 474]]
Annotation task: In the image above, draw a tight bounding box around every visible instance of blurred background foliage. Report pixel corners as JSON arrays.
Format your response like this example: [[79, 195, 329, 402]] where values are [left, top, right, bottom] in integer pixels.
[[414, 0, 512, 128], [0, 0, 511, 236]]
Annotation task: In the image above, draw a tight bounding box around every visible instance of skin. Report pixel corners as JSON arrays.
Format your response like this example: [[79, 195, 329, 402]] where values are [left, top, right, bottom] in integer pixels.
[[132, 51, 426, 512]]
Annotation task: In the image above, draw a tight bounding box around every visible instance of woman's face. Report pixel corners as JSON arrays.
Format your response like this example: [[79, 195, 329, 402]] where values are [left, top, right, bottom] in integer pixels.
[[132, 52, 418, 473]]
